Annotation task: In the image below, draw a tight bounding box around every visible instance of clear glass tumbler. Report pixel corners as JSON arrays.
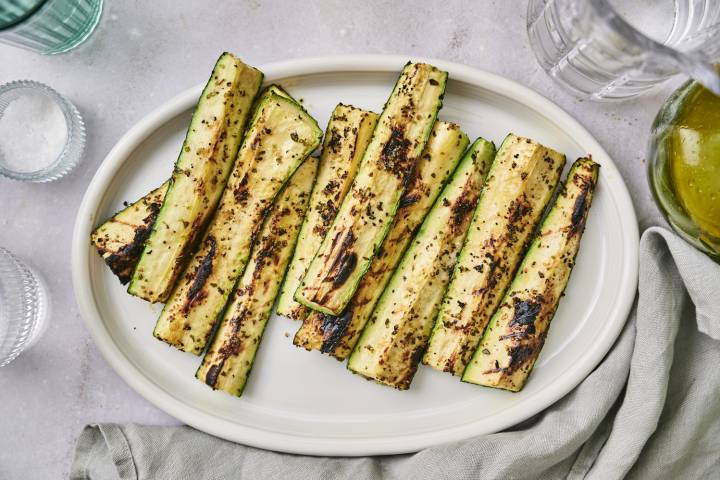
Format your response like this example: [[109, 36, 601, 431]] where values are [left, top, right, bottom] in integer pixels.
[[527, 0, 720, 99], [0, 0, 103, 54], [0, 247, 48, 367]]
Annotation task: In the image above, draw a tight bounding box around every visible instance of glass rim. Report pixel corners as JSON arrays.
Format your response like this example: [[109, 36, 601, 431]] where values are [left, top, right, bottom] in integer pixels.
[[0, 80, 86, 182], [589, 0, 698, 60]]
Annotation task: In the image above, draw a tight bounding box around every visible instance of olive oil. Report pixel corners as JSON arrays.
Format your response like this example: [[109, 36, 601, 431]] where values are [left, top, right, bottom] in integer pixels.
[[649, 77, 720, 259], [668, 84, 720, 240]]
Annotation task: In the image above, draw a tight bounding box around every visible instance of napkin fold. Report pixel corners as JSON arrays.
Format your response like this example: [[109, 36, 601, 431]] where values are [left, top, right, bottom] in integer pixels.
[[70, 227, 720, 480]]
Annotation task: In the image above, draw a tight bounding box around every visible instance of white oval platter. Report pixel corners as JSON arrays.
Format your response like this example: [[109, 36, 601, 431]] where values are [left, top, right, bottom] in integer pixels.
[[72, 55, 638, 456]]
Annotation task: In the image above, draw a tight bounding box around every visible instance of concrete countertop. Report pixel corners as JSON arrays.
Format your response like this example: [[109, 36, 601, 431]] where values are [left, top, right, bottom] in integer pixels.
[[0, 1, 672, 477]]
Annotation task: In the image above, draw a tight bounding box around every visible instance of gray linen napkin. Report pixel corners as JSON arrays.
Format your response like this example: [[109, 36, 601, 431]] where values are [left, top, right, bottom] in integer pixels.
[[70, 227, 720, 480]]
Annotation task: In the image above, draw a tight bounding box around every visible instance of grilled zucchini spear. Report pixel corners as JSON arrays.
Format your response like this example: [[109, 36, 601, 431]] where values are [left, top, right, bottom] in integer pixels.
[[424, 134, 566, 375], [197, 158, 318, 396], [348, 139, 495, 389], [154, 90, 322, 354], [129, 53, 263, 302], [294, 121, 469, 359], [91, 182, 169, 284], [90, 84, 290, 285], [295, 62, 448, 316], [276, 105, 379, 320], [462, 158, 599, 391]]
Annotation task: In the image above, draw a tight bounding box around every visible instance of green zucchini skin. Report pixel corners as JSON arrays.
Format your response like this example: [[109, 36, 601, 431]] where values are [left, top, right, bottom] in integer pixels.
[[129, 53, 263, 302], [462, 158, 599, 391], [153, 91, 322, 354], [91, 181, 169, 284], [277, 104, 379, 321], [348, 138, 495, 389], [196, 157, 318, 396], [424, 134, 567, 376], [295, 62, 448, 316], [293, 121, 469, 359]]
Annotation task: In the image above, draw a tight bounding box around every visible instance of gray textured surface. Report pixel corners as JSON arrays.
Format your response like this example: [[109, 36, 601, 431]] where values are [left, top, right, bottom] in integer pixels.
[[0, 1, 672, 478]]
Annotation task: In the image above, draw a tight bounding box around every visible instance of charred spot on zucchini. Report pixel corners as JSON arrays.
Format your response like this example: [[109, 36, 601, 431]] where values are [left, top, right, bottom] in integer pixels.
[[424, 133, 566, 376], [277, 105, 379, 321], [462, 158, 599, 392], [196, 158, 317, 396], [293, 121, 469, 359], [128, 53, 263, 302], [295, 62, 448, 316], [347, 138, 495, 389], [90, 181, 169, 284], [153, 90, 322, 354]]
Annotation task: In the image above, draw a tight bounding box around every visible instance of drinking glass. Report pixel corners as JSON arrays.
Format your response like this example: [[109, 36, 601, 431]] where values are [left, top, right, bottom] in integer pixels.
[[0, 247, 48, 367], [0, 0, 103, 54], [527, 0, 720, 99]]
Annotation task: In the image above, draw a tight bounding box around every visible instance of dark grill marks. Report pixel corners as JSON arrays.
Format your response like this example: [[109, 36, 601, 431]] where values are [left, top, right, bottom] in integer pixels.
[[507, 343, 540, 374], [509, 297, 541, 334], [450, 187, 478, 233], [569, 176, 592, 238], [398, 194, 419, 209], [233, 175, 250, 204], [394, 346, 425, 390], [323, 230, 358, 288], [378, 126, 413, 177], [506, 195, 533, 239], [183, 236, 217, 314], [400, 161, 419, 191], [104, 202, 162, 284], [330, 252, 357, 287], [251, 239, 281, 280], [204, 307, 251, 388], [204, 364, 221, 387], [319, 309, 352, 353]]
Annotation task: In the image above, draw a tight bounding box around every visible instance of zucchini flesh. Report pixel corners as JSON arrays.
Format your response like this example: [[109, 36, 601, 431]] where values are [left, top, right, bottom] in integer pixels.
[[276, 104, 379, 320], [424, 134, 566, 375], [462, 158, 599, 391], [129, 53, 263, 302], [153, 92, 323, 354], [348, 139, 495, 389], [196, 157, 318, 396], [91, 182, 169, 284], [295, 62, 448, 316], [293, 121, 469, 359]]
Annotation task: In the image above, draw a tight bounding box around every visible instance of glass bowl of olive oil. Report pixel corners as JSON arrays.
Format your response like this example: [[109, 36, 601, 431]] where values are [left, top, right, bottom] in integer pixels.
[[649, 79, 720, 260]]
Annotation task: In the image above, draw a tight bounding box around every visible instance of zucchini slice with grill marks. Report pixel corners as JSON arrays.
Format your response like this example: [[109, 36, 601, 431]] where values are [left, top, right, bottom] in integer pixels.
[[424, 134, 566, 375], [196, 157, 318, 396], [293, 121, 469, 359], [462, 158, 599, 391], [153, 91, 322, 354], [91, 181, 169, 284], [277, 104, 379, 320], [348, 138, 494, 389], [129, 53, 263, 302], [295, 62, 448, 316]]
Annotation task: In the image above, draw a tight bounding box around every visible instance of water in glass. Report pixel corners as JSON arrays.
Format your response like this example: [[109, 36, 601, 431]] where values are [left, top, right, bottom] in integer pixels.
[[527, 0, 720, 99]]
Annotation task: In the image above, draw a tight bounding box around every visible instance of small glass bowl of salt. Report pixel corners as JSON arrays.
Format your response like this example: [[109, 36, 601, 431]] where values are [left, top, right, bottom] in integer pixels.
[[0, 80, 85, 182]]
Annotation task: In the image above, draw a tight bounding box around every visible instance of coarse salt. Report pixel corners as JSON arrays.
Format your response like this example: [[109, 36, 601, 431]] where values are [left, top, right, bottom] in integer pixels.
[[0, 93, 67, 173]]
